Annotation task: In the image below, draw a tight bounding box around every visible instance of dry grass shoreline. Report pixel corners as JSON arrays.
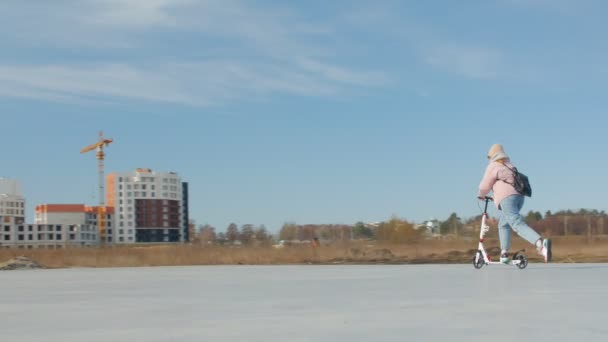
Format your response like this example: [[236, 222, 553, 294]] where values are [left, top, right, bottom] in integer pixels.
[[1, 236, 607, 269]]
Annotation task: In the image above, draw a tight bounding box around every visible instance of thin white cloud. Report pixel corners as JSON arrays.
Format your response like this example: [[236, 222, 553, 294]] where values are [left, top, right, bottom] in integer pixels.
[[0, 1, 389, 106], [85, 0, 185, 28], [297, 59, 389, 86], [0, 59, 389, 106], [0, 64, 199, 105], [423, 45, 504, 80]]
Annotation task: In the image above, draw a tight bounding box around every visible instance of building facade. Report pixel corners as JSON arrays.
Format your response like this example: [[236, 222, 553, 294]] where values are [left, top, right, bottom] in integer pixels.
[[0, 178, 25, 224], [107, 169, 189, 243], [0, 215, 98, 249], [35, 204, 115, 243]]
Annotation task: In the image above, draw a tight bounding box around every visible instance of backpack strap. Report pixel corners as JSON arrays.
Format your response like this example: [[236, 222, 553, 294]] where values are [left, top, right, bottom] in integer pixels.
[[497, 163, 517, 186]]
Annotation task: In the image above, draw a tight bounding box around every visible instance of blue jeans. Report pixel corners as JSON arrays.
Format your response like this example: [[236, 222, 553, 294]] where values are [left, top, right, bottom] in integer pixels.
[[498, 194, 541, 251]]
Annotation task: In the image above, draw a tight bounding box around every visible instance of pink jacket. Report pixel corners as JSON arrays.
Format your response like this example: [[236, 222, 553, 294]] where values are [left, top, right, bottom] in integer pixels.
[[478, 159, 520, 208]]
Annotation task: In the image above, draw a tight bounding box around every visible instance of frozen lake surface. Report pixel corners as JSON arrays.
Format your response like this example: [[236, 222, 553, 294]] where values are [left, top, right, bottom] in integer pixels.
[[1, 264, 607, 341]]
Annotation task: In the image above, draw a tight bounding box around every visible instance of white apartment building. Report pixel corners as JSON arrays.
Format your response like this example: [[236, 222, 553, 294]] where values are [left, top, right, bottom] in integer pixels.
[[0, 215, 98, 249], [0, 178, 25, 224], [107, 169, 189, 244]]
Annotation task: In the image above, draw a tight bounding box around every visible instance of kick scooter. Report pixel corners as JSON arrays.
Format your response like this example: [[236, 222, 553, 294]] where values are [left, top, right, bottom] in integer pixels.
[[473, 196, 528, 270]]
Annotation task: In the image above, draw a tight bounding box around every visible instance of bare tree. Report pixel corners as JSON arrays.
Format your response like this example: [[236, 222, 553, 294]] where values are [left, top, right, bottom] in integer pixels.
[[240, 224, 255, 245], [226, 223, 240, 244], [199, 224, 217, 245]]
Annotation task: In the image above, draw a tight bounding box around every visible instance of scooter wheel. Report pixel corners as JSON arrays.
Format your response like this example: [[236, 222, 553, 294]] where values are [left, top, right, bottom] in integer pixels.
[[473, 250, 484, 269], [513, 252, 528, 269]]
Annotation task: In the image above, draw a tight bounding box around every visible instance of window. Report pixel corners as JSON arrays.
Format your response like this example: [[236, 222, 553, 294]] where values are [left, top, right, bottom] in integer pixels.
[[119, 185, 123, 190], [151, 185, 155, 190], [120, 222, 124, 227], [142, 184, 146, 190], [38, 234, 43, 240], [127, 199, 132, 204], [119, 192, 123, 197], [127, 184, 132, 190], [134, 192, 140, 196], [151, 192, 155, 197], [18, 226, 24, 232], [127, 192, 132, 197], [28, 225, 33, 231], [128, 229, 133, 234], [119, 237, 124, 242], [119, 229, 124, 234], [3, 226, 9, 232], [142, 192, 146, 197], [70, 234, 76, 240], [18, 234, 24, 240], [3, 235, 9, 241], [28, 234, 33, 240], [56, 234, 62, 240], [128, 236, 133, 241], [56, 226, 61, 231], [119, 200, 123, 205], [119, 177, 123, 182], [107, 229, 113, 235]]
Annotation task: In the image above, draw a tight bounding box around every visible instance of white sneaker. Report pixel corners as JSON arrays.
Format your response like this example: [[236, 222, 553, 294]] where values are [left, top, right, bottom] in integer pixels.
[[537, 238, 552, 263]]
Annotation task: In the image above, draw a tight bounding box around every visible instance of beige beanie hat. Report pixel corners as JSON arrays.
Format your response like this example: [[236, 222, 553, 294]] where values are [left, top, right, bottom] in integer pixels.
[[487, 144, 508, 161]]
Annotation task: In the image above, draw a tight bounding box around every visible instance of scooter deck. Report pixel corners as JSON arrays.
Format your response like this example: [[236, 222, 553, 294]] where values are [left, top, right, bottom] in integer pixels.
[[486, 261, 523, 266]]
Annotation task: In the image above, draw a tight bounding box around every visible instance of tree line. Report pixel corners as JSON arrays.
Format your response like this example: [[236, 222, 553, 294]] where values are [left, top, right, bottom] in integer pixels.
[[189, 208, 608, 245]]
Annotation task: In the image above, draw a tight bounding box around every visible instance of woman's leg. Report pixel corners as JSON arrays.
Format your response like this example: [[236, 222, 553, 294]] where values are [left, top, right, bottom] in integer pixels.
[[499, 195, 541, 246], [498, 209, 512, 252]]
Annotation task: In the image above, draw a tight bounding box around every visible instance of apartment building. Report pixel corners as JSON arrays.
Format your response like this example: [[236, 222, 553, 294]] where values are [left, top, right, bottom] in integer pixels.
[[0, 215, 98, 249], [107, 169, 189, 243], [35, 204, 115, 242], [0, 178, 25, 224]]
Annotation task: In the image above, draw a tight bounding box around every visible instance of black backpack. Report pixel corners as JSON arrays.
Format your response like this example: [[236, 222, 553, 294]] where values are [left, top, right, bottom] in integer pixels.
[[503, 165, 532, 197]]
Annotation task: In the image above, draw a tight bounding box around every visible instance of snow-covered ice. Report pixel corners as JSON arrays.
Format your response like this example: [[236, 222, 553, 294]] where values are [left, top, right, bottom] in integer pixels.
[[1, 264, 607, 341]]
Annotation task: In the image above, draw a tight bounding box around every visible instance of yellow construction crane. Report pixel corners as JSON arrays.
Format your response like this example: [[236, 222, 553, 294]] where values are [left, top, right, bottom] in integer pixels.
[[81, 131, 113, 245]]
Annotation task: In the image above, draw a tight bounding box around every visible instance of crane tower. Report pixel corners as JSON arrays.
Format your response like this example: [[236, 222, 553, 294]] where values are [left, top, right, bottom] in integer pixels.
[[80, 131, 113, 245]]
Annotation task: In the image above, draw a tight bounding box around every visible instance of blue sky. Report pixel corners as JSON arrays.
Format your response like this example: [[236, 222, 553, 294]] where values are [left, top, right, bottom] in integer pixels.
[[1, 0, 607, 232]]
